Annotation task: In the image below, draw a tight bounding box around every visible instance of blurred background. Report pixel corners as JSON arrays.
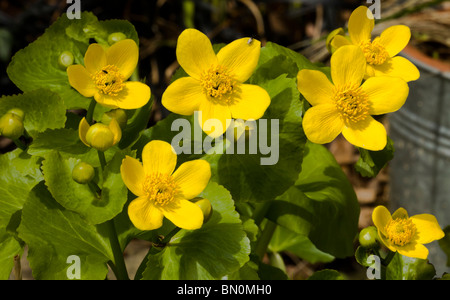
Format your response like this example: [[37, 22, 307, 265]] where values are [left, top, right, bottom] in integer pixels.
[[2, 0, 450, 279]]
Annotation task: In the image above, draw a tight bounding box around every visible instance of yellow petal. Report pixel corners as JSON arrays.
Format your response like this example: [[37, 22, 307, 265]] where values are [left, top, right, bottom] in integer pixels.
[[379, 25, 411, 57], [331, 45, 366, 87], [172, 160, 211, 199], [362, 76, 409, 115], [229, 84, 270, 120], [392, 207, 409, 219], [176, 29, 218, 80], [67, 65, 97, 97], [397, 242, 429, 260], [348, 6, 374, 45], [141, 140, 177, 175], [128, 196, 164, 230], [217, 37, 261, 82], [78, 117, 91, 147], [198, 100, 232, 138], [297, 69, 334, 106], [108, 118, 122, 145], [162, 198, 204, 230], [84, 43, 107, 75], [372, 56, 420, 82], [95, 81, 151, 109], [161, 76, 204, 115], [330, 35, 352, 50], [106, 39, 139, 80], [302, 104, 343, 144], [372, 205, 392, 236], [120, 155, 145, 196], [411, 214, 445, 244], [342, 116, 387, 151]]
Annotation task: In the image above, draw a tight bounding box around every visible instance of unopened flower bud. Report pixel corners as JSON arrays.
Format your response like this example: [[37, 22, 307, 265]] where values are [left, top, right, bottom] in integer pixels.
[[79, 117, 122, 152], [7, 108, 25, 121], [72, 162, 95, 184], [192, 197, 213, 224], [0, 112, 24, 139], [108, 32, 127, 45], [101, 108, 128, 129], [359, 226, 379, 249], [326, 27, 345, 54], [58, 51, 74, 68]]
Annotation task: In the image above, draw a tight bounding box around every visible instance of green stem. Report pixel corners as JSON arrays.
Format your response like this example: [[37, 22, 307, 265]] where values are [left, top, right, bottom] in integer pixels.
[[161, 227, 182, 244], [104, 219, 129, 280], [254, 220, 277, 261], [97, 150, 107, 171], [86, 100, 97, 124], [12, 139, 27, 151]]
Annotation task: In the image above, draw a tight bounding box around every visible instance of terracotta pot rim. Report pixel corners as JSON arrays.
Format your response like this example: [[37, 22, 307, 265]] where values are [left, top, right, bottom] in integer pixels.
[[402, 44, 450, 73]]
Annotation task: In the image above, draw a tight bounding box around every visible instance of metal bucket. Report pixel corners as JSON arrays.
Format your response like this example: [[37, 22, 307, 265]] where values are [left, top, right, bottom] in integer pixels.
[[389, 46, 450, 276]]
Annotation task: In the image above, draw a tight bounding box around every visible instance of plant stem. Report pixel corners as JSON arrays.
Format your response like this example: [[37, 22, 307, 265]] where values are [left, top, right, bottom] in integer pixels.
[[86, 100, 97, 124], [254, 220, 277, 261], [104, 219, 129, 280], [161, 227, 182, 244], [97, 150, 107, 171], [12, 138, 27, 151]]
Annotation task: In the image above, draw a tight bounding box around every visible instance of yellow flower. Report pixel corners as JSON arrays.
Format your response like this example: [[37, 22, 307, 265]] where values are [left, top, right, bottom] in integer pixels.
[[331, 6, 420, 82], [298, 45, 409, 151], [67, 39, 151, 109], [120, 140, 211, 230], [372, 206, 444, 259], [78, 117, 121, 152], [161, 29, 271, 137]]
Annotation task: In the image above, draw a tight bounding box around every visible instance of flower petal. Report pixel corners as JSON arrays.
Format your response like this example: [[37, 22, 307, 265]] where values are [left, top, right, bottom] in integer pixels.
[[217, 37, 261, 82], [172, 159, 211, 199], [162, 198, 204, 230], [297, 69, 335, 106], [120, 155, 145, 197], [392, 207, 409, 219], [161, 77, 204, 115], [78, 117, 91, 147], [141, 140, 177, 175], [361, 76, 409, 115], [176, 29, 218, 80], [348, 6, 374, 45], [128, 196, 164, 230], [411, 214, 445, 244], [397, 242, 429, 260], [331, 45, 366, 87], [379, 25, 411, 57], [302, 104, 343, 144], [198, 100, 232, 138], [108, 118, 122, 145], [106, 39, 139, 80], [342, 116, 387, 151], [372, 205, 392, 236], [84, 43, 107, 75], [229, 84, 270, 120], [95, 81, 151, 109], [330, 35, 352, 50], [372, 56, 420, 82], [67, 65, 97, 97]]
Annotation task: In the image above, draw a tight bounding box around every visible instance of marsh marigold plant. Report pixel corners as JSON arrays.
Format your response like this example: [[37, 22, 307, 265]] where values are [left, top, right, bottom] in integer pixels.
[[298, 45, 409, 151], [331, 6, 420, 82], [67, 39, 151, 109], [372, 206, 444, 259], [161, 29, 271, 137], [120, 140, 211, 230]]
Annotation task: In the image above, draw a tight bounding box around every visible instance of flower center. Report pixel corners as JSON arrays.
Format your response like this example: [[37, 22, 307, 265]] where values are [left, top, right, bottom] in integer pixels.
[[92, 65, 125, 96], [142, 173, 179, 207], [384, 217, 416, 246], [359, 39, 389, 65], [200, 65, 236, 104], [333, 84, 369, 124]]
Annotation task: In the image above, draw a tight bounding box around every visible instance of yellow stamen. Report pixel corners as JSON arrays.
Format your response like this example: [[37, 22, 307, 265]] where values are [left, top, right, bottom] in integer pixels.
[[333, 84, 369, 124], [384, 217, 416, 246], [92, 65, 125, 96], [142, 173, 179, 207], [359, 38, 389, 65], [200, 65, 236, 104]]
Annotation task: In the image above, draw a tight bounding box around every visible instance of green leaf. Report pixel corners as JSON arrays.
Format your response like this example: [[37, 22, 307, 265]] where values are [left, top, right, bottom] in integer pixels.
[[141, 182, 250, 279], [267, 141, 360, 258], [307, 269, 345, 280], [386, 253, 436, 280], [0, 233, 23, 280], [438, 225, 450, 266], [355, 136, 394, 177], [42, 150, 128, 224], [0, 89, 66, 137], [18, 182, 113, 279]]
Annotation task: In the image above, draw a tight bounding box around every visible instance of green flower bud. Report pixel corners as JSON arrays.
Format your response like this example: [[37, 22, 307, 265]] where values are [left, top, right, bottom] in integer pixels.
[[58, 51, 74, 68], [108, 32, 127, 45], [0, 113, 24, 140], [72, 162, 95, 184], [359, 226, 379, 248], [192, 197, 213, 224], [101, 109, 128, 129], [85, 123, 116, 152], [7, 108, 25, 121]]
